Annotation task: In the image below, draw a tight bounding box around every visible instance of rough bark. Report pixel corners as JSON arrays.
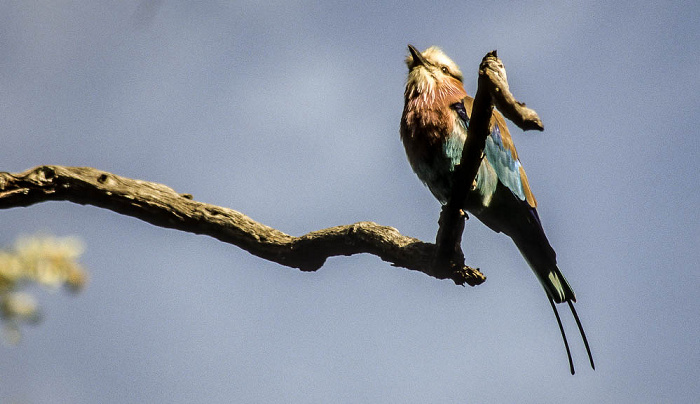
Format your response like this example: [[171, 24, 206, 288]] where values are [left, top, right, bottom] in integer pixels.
[[0, 165, 484, 285]]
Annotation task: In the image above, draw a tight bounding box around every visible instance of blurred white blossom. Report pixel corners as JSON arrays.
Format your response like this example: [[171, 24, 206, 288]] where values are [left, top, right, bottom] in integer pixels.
[[0, 235, 87, 344]]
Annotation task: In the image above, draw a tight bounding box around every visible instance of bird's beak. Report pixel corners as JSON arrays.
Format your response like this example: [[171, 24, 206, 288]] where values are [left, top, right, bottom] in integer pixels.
[[407, 44, 428, 68]]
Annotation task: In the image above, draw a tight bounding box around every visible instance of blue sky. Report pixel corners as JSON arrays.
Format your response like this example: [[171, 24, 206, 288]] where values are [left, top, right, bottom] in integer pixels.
[[1, 1, 699, 402]]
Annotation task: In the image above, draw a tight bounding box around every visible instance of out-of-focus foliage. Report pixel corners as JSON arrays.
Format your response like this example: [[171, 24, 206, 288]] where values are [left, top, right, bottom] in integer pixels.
[[0, 236, 87, 344]]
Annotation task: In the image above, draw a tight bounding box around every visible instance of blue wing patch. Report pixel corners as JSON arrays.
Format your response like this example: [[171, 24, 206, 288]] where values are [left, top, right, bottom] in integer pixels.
[[491, 121, 502, 144], [444, 101, 470, 172], [451, 101, 469, 126], [484, 124, 527, 202]]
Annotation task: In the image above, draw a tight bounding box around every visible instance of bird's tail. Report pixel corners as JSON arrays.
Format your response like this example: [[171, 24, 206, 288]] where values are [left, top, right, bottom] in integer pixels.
[[475, 194, 576, 303], [511, 231, 575, 304], [468, 185, 594, 373], [509, 218, 594, 374]]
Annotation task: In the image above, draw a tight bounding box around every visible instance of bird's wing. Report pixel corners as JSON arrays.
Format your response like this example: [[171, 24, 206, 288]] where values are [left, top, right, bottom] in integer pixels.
[[457, 97, 537, 208]]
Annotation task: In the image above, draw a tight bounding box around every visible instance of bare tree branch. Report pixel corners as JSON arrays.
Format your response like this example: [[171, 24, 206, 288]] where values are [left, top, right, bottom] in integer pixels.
[[0, 51, 541, 289], [0, 165, 485, 285]]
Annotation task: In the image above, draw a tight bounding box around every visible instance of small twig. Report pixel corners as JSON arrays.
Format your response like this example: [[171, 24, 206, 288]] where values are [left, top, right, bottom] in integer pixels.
[[483, 55, 544, 132]]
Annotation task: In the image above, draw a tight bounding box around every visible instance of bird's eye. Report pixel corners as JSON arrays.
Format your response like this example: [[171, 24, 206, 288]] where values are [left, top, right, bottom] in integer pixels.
[[441, 66, 448, 74]]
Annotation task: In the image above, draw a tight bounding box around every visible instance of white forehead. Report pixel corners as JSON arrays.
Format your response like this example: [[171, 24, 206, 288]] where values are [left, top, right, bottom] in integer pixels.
[[422, 46, 461, 72]]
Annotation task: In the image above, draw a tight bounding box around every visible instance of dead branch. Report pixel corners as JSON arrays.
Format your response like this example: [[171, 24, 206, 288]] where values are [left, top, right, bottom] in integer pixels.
[[0, 165, 484, 285]]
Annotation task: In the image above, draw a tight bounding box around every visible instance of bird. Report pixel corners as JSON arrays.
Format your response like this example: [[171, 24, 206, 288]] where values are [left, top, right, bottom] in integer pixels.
[[400, 44, 594, 374]]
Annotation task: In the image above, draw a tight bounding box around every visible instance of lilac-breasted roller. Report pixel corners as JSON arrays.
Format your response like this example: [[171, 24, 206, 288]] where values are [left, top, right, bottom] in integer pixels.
[[400, 45, 594, 374]]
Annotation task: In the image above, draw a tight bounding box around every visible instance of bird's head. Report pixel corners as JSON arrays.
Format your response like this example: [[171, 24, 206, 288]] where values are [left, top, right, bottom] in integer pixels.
[[404, 45, 465, 106]]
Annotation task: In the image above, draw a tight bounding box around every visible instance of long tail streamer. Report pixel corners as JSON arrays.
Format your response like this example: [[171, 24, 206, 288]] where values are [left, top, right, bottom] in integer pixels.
[[549, 296, 575, 375], [568, 300, 595, 370]]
